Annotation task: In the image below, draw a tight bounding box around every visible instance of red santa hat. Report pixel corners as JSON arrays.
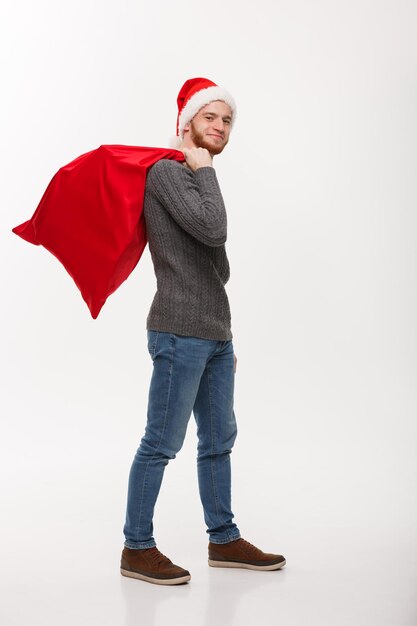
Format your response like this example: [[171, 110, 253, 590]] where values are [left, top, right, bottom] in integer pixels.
[[169, 77, 237, 148]]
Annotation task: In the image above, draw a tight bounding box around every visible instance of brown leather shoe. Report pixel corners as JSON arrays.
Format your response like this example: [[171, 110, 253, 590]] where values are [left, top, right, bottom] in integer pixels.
[[208, 538, 286, 570], [120, 546, 191, 585]]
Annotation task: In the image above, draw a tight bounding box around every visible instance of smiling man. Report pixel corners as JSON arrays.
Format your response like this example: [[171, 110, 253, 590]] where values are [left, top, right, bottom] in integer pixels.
[[184, 101, 232, 154], [120, 77, 286, 585]]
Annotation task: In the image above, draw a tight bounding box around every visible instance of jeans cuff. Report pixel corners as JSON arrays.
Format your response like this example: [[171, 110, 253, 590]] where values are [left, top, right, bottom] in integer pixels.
[[124, 540, 156, 550], [209, 531, 241, 545]]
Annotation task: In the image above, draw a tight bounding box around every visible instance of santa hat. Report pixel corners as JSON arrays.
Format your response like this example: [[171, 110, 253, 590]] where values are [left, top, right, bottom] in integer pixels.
[[169, 77, 237, 149]]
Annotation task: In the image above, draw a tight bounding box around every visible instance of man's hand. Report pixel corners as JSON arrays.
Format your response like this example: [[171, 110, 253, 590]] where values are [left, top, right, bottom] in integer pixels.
[[182, 147, 213, 172], [234, 353, 237, 373]]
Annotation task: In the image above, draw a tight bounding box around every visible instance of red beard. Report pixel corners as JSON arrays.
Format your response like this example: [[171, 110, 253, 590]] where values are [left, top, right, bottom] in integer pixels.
[[189, 121, 229, 156]]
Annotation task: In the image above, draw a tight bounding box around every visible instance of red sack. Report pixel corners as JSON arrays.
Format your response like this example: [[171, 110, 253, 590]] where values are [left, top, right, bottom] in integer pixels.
[[12, 144, 185, 319]]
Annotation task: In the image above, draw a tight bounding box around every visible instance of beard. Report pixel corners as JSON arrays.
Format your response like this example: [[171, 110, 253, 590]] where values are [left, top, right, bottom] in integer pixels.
[[189, 121, 229, 156]]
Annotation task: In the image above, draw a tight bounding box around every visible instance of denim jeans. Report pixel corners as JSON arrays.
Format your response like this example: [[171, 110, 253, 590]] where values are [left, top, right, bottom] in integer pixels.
[[123, 330, 240, 548]]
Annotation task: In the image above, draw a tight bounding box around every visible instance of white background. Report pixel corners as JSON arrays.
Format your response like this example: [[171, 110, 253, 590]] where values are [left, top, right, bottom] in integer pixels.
[[1, 1, 416, 624]]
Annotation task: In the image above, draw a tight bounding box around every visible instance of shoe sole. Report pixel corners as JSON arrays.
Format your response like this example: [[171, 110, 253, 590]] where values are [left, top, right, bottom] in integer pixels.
[[208, 559, 286, 571], [120, 568, 191, 585]]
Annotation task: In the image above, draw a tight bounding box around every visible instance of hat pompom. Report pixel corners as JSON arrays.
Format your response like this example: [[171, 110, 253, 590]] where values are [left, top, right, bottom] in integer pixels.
[[169, 135, 183, 150]]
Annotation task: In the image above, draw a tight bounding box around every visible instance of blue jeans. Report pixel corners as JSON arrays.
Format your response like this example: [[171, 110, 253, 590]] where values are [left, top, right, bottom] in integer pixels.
[[123, 330, 240, 548]]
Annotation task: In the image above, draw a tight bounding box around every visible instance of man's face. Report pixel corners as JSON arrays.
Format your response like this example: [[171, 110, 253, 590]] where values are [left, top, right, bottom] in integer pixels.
[[184, 100, 232, 155]]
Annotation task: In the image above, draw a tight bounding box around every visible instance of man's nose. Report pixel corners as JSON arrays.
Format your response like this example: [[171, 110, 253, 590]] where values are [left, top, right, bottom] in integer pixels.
[[213, 118, 225, 133]]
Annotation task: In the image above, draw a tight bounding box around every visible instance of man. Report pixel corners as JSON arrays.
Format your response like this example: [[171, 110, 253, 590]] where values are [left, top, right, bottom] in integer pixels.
[[120, 77, 286, 585]]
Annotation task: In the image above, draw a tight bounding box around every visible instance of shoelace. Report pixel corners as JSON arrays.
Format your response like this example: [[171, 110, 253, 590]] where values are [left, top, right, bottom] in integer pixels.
[[146, 547, 172, 567], [238, 539, 262, 556]]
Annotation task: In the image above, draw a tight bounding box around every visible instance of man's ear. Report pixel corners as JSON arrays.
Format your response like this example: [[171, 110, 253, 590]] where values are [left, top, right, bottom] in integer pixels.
[[183, 123, 190, 132]]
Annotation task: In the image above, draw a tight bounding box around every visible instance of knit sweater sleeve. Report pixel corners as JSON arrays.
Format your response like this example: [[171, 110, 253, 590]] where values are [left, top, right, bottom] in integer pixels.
[[145, 159, 227, 247]]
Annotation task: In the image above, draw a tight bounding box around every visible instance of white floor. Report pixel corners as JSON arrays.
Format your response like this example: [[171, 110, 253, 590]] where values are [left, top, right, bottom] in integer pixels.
[[2, 453, 416, 626]]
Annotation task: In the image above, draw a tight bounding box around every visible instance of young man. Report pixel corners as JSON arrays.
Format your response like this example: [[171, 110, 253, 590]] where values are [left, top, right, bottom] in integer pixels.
[[120, 78, 286, 585]]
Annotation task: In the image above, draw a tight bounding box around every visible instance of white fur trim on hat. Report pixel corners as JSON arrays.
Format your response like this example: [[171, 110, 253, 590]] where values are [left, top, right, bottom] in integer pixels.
[[178, 86, 237, 140]]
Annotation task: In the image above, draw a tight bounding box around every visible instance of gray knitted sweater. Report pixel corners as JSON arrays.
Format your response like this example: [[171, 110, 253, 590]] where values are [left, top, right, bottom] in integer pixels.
[[143, 158, 232, 341]]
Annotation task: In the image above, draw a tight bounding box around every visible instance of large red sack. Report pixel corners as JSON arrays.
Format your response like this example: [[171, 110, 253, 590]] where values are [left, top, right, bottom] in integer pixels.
[[12, 144, 185, 318]]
